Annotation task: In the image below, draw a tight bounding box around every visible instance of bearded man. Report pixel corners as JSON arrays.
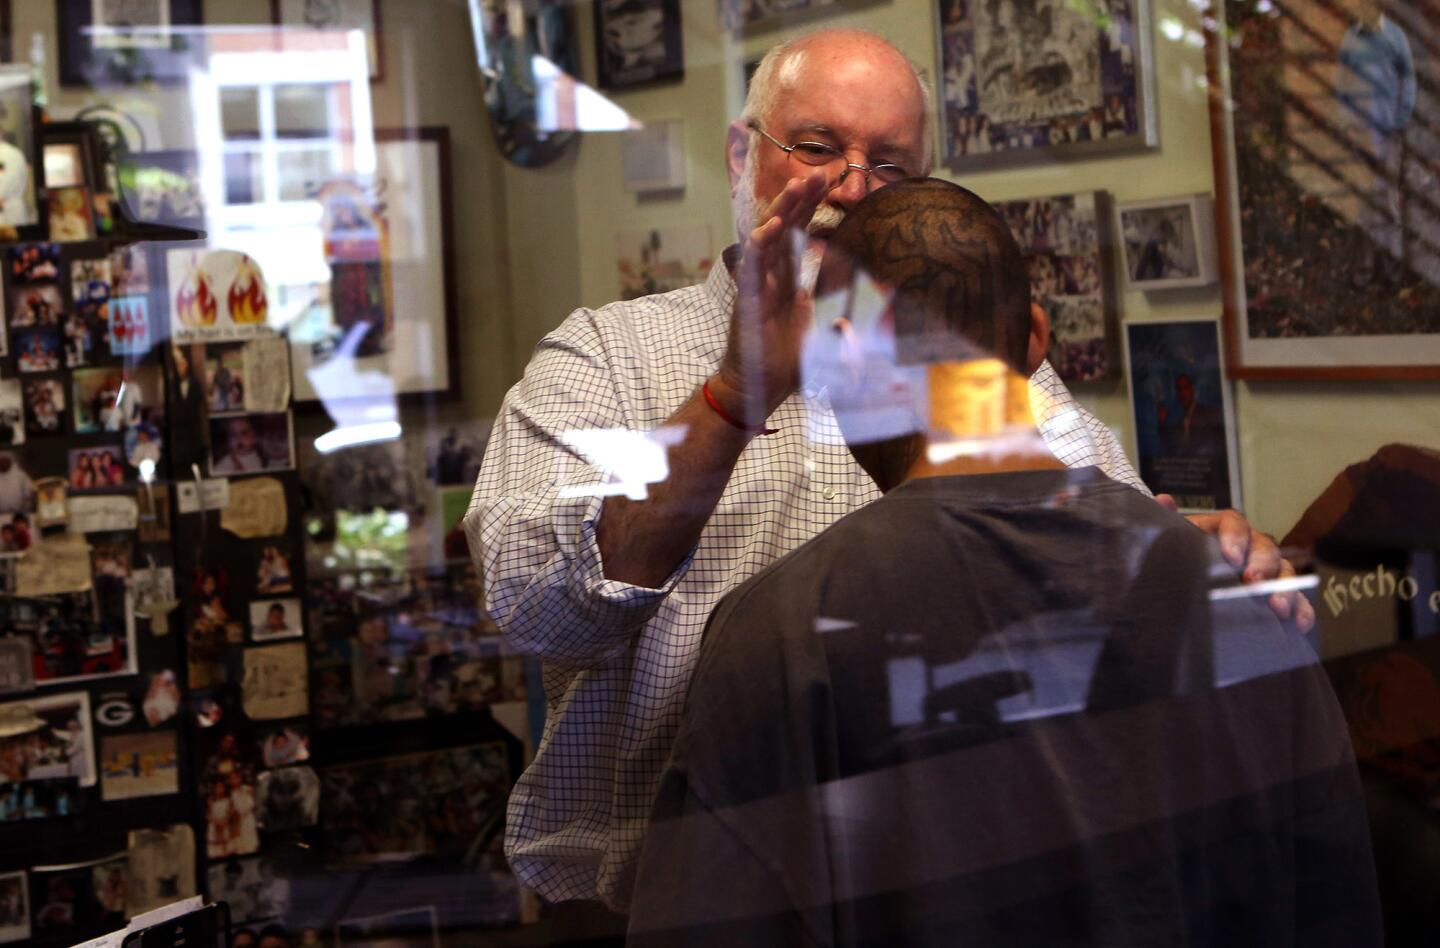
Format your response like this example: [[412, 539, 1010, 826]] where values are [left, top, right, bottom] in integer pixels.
[[465, 27, 1309, 913]]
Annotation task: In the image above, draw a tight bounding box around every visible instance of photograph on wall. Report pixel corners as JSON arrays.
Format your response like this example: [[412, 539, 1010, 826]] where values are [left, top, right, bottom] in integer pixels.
[[1118, 195, 1218, 291], [207, 857, 291, 927], [273, 0, 383, 80], [0, 65, 38, 231], [321, 743, 510, 858], [258, 724, 310, 767], [167, 249, 272, 344], [241, 642, 309, 721], [57, 0, 204, 87], [0, 451, 35, 515], [64, 300, 105, 368], [936, 0, 1156, 170], [249, 598, 302, 642], [100, 730, 179, 801], [10, 244, 60, 284], [1210, 0, 1440, 374], [0, 640, 32, 696], [996, 191, 1115, 380], [125, 823, 196, 917], [72, 258, 113, 302], [205, 347, 246, 414], [1125, 319, 1239, 512], [6, 589, 136, 685], [28, 855, 123, 936], [595, 0, 684, 89], [201, 733, 261, 859], [121, 150, 204, 229], [0, 380, 23, 448], [14, 328, 62, 373], [67, 446, 128, 490], [10, 284, 65, 328], [718, 0, 861, 33], [255, 765, 319, 831], [0, 870, 29, 944], [616, 226, 713, 301], [209, 412, 295, 476], [285, 129, 457, 405], [0, 690, 96, 788], [48, 186, 96, 242], [22, 378, 65, 437]]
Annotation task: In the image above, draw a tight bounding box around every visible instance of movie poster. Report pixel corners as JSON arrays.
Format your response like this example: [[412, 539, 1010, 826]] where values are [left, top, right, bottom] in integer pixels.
[[1125, 319, 1239, 512]]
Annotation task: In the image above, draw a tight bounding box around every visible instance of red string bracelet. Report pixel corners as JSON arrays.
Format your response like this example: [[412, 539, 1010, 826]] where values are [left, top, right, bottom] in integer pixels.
[[702, 381, 779, 436]]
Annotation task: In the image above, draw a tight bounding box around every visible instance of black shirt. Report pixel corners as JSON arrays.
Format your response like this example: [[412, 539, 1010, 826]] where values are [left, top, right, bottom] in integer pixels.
[[629, 467, 1380, 947]]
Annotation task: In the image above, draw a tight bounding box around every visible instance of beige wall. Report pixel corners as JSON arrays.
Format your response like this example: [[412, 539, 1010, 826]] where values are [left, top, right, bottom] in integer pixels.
[[20, 0, 1438, 536]]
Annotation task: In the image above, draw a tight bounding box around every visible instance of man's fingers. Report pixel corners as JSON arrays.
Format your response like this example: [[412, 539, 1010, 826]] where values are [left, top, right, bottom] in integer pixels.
[[1153, 493, 1180, 513], [1211, 509, 1252, 571]]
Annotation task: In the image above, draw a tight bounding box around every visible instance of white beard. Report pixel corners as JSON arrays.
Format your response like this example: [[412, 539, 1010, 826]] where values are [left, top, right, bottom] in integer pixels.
[[734, 150, 843, 294]]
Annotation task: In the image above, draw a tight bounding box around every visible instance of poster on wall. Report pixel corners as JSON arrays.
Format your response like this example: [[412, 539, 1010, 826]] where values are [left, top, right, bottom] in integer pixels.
[[1207, 0, 1440, 376], [594, 0, 684, 89], [936, 0, 1157, 171], [1124, 319, 1240, 512], [284, 128, 458, 406], [996, 191, 1116, 381], [616, 226, 713, 301]]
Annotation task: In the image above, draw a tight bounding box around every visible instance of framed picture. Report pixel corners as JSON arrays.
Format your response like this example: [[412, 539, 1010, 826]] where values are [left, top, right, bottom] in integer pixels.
[[718, 0, 876, 34], [996, 191, 1117, 381], [0, 1, 11, 65], [272, 0, 382, 82], [288, 126, 459, 407], [1116, 195, 1217, 290], [56, 0, 206, 88], [0, 64, 42, 238], [595, 0, 684, 89], [622, 120, 686, 193], [617, 225, 713, 301], [935, 0, 1158, 172], [1206, 0, 1440, 378], [1124, 318, 1241, 513]]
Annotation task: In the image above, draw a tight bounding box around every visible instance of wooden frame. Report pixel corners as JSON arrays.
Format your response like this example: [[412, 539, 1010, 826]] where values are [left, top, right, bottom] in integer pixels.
[[594, 0, 684, 90], [270, 0, 384, 83], [934, 0, 1158, 173], [1205, 0, 1440, 379], [56, 0, 205, 88]]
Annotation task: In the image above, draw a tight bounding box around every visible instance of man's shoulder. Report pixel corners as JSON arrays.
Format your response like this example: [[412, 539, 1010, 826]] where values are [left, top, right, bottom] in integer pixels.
[[548, 280, 721, 353]]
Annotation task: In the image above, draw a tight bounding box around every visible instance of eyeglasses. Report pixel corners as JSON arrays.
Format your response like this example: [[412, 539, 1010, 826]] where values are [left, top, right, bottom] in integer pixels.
[[748, 123, 911, 189]]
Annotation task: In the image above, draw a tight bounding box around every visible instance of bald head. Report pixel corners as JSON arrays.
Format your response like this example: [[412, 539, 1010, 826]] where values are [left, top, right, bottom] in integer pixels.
[[825, 178, 1032, 372]]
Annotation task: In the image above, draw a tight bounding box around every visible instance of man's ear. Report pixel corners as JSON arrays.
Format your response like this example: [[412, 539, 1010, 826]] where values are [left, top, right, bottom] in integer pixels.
[[726, 120, 749, 193], [1026, 301, 1050, 375]]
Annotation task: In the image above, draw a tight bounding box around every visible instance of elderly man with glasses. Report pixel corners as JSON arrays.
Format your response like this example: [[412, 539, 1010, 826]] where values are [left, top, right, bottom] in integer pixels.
[[465, 27, 1309, 915]]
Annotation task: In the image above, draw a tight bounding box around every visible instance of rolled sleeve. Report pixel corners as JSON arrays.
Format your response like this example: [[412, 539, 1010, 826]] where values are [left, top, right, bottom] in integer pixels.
[[465, 314, 693, 667]]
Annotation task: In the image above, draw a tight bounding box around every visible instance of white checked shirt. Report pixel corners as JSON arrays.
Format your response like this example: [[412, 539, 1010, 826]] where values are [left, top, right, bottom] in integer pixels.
[[464, 255, 1147, 911]]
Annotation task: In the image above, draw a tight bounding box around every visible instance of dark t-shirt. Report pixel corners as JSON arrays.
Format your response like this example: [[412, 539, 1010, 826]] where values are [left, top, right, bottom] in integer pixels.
[[629, 467, 1380, 947]]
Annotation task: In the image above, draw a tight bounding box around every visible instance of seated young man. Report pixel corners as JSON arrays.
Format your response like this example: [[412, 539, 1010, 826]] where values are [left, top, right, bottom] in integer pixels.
[[627, 179, 1380, 947]]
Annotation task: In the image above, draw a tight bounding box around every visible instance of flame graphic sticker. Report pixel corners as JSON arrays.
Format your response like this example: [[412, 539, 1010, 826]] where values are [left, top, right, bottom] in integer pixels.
[[228, 256, 268, 325], [175, 258, 217, 327]]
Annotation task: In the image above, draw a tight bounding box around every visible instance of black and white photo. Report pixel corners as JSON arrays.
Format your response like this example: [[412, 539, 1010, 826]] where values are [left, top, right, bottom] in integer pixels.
[[595, 0, 683, 89], [1117, 195, 1216, 289]]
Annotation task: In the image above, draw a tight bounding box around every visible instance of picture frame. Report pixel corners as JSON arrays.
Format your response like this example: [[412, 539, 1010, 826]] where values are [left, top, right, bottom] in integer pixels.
[[1206, 0, 1440, 378], [935, 0, 1158, 172], [0, 64, 44, 241], [1115, 195, 1217, 291], [271, 0, 384, 83], [621, 119, 686, 193], [0, 1, 11, 65], [1124, 318, 1241, 513], [595, 0, 684, 90], [288, 126, 459, 408], [56, 0, 206, 88], [996, 190, 1118, 382], [718, 0, 878, 35]]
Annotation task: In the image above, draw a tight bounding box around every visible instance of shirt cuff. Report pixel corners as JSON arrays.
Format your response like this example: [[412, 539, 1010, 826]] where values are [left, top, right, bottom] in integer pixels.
[[565, 493, 694, 623]]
